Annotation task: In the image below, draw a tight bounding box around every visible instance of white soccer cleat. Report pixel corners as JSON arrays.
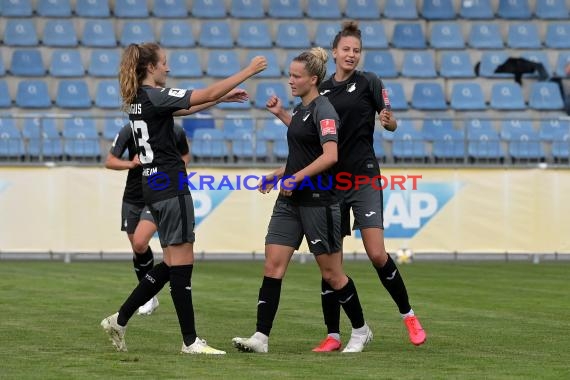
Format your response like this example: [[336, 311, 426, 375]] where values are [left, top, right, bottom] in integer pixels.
[[137, 297, 159, 316], [232, 332, 269, 353], [101, 312, 127, 352], [342, 323, 373, 353], [181, 337, 226, 355]]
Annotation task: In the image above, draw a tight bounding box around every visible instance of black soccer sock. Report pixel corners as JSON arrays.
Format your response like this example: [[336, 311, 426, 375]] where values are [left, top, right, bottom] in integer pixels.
[[117, 261, 170, 326], [375, 254, 411, 314], [320, 278, 341, 335], [169, 264, 197, 346], [132, 246, 154, 282], [336, 277, 365, 329], [256, 276, 282, 337]]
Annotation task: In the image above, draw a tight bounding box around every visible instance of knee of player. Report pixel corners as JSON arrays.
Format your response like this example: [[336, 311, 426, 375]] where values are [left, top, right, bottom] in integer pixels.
[[132, 239, 150, 254]]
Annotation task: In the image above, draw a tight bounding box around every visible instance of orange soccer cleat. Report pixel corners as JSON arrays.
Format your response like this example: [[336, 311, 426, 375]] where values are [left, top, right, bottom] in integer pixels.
[[404, 315, 426, 346], [312, 336, 342, 352]]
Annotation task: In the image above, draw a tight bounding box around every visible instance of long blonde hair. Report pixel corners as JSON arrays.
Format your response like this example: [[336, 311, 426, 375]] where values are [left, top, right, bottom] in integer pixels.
[[118, 43, 161, 111], [293, 47, 328, 85]]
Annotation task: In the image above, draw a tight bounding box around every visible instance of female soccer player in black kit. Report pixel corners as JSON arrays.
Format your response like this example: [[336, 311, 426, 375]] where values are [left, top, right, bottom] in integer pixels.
[[312, 21, 426, 351], [232, 47, 372, 354], [105, 123, 189, 316], [101, 42, 267, 354]]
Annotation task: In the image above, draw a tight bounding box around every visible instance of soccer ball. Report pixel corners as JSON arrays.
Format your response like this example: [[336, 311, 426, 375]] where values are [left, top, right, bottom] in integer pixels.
[[395, 248, 414, 264]]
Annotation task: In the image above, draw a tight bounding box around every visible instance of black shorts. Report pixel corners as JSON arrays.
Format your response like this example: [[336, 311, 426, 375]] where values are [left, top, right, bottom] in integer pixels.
[[339, 179, 384, 237], [265, 199, 342, 255], [121, 202, 155, 234], [148, 194, 195, 248]]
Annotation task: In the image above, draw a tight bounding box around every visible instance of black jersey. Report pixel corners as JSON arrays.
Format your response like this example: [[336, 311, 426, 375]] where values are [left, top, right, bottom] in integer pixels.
[[282, 95, 339, 206], [319, 71, 386, 176], [110, 123, 189, 206], [128, 85, 192, 204]]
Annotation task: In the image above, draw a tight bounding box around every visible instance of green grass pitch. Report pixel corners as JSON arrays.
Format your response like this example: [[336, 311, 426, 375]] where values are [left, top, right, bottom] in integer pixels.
[[0, 260, 568, 379]]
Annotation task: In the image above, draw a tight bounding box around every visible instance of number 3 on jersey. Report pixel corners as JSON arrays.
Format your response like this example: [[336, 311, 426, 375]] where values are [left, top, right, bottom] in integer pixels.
[[131, 120, 154, 164]]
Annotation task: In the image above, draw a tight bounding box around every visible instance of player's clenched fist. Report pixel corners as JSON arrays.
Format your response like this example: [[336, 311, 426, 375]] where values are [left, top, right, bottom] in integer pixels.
[[248, 56, 268, 75]]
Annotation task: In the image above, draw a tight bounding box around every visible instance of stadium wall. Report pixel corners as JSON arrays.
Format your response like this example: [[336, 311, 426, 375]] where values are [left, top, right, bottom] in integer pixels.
[[0, 167, 568, 255]]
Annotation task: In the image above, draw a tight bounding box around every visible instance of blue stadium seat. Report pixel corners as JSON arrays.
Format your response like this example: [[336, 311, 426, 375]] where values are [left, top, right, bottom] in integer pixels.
[[153, 0, 187, 18], [82, 20, 117, 47], [392, 23, 426, 49], [254, 82, 290, 109], [440, 51, 475, 78], [430, 22, 464, 49], [95, 80, 120, 109], [479, 51, 511, 77], [411, 83, 446, 110], [245, 50, 281, 78], [4, 19, 38, 46], [363, 51, 397, 78], [556, 52, 570, 76], [206, 50, 239, 78], [507, 23, 541, 49], [42, 19, 78, 47], [315, 23, 340, 48], [383, 118, 415, 141], [0, 80, 11, 108], [383, 0, 418, 19], [529, 82, 564, 110], [552, 132, 570, 160], [160, 21, 194, 48], [520, 51, 552, 78], [468, 23, 503, 49], [170, 51, 202, 78], [0, 118, 25, 158], [382, 82, 408, 110], [181, 113, 215, 139], [75, 0, 110, 17], [230, 0, 264, 18], [401, 51, 436, 78], [222, 117, 255, 138], [232, 130, 268, 160], [433, 130, 465, 160], [88, 50, 119, 77], [468, 131, 504, 160], [192, 0, 226, 18], [199, 21, 233, 48], [276, 23, 310, 49], [508, 131, 544, 161], [0, 54, 4, 76], [459, 0, 494, 19], [421, 0, 455, 20], [56, 80, 92, 109], [535, 0, 569, 19], [545, 23, 570, 49], [497, 0, 531, 19], [50, 50, 85, 77], [1, 0, 32, 16], [360, 22, 388, 49], [37, 0, 72, 17], [450, 83, 486, 110], [268, 0, 303, 18], [465, 118, 495, 138], [23, 118, 63, 158], [120, 21, 154, 46], [10, 49, 45, 76], [422, 118, 455, 141], [192, 128, 228, 160], [500, 119, 533, 140], [345, 0, 380, 19], [237, 21, 272, 48], [539, 119, 570, 141], [16, 80, 51, 108], [392, 128, 427, 161], [63, 118, 101, 159], [103, 117, 128, 140], [373, 131, 385, 160], [490, 82, 525, 110], [217, 97, 252, 111], [260, 119, 287, 140], [177, 80, 205, 91], [114, 0, 149, 17], [307, 0, 341, 19]]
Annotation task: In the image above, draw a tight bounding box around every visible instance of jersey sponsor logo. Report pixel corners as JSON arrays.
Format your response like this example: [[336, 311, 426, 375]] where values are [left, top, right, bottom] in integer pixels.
[[168, 88, 187, 98], [302, 112, 311, 122], [347, 83, 356, 93], [320, 89, 331, 95], [354, 182, 461, 239], [320, 119, 337, 136]]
